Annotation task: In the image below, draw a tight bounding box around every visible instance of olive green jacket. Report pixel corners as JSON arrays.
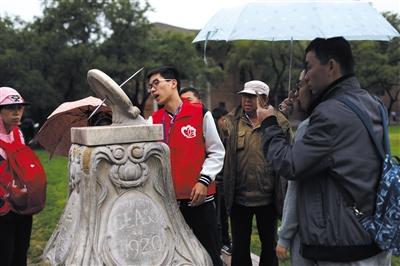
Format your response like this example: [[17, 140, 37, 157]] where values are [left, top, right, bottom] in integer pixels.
[[221, 106, 292, 215]]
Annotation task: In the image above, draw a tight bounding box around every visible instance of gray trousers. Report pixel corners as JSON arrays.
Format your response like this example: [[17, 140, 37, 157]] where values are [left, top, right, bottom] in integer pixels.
[[314, 251, 391, 266], [290, 233, 314, 266]]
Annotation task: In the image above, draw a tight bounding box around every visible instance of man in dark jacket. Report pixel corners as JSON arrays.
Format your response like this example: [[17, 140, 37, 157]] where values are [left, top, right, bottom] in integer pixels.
[[257, 37, 391, 265]]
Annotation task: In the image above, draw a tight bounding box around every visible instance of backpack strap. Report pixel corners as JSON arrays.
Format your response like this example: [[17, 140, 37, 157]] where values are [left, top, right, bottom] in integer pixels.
[[0, 128, 24, 180], [0, 127, 22, 149], [0, 131, 25, 185], [11, 127, 22, 145], [0, 138, 10, 152], [335, 96, 389, 161]]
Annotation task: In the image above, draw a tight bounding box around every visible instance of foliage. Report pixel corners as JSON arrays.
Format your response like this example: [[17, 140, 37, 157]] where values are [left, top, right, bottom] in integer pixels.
[[389, 125, 400, 157], [221, 40, 306, 105], [0, 0, 212, 124], [0, 2, 398, 123], [352, 13, 400, 113], [343, 13, 400, 113], [150, 31, 224, 94], [32, 0, 104, 102], [96, 0, 153, 110], [204, 13, 400, 108]]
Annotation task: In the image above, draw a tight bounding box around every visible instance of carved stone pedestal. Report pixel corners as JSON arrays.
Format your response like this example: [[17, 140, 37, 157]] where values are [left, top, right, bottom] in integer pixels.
[[43, 70, 212, 265]]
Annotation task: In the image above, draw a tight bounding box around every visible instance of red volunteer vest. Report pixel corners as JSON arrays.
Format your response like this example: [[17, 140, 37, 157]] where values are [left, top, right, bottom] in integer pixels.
[[152, 101, 216, 199]]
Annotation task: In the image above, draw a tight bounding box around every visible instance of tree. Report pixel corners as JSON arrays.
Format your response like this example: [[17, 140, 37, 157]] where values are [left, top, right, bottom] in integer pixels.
[[151, 30, 224, 107], [0, 16, 57, 122], [222, 40, 305, 105], [33, 0, 104, 102], [0, 0, 153, 123], [353, 12, 400, 113], [3, 1, 397, 125], [95, 0, 153, 111]]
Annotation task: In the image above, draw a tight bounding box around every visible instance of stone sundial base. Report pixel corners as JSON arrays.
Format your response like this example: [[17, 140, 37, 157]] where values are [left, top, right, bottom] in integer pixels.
[[43, 69, 212, 266]]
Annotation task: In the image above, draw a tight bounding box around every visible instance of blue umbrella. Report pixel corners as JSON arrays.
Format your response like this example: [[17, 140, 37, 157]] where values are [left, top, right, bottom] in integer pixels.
[[193, 1, 400, 89]]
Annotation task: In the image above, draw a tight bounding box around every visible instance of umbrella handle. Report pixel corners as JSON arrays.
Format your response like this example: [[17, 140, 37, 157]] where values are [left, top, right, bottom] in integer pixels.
[[287, 37, 293, 95], [203, 31, 212, 66]]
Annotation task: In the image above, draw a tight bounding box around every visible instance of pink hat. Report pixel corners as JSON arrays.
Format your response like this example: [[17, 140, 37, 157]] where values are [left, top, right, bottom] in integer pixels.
[[0, 87, 30, 106]]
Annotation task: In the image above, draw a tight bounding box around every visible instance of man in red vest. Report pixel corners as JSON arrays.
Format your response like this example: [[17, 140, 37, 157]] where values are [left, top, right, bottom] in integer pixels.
[[148, 66, 225, 266]]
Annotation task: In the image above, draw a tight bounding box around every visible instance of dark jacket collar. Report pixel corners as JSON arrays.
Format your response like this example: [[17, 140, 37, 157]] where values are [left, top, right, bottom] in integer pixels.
[[308, 73, 355, 113]]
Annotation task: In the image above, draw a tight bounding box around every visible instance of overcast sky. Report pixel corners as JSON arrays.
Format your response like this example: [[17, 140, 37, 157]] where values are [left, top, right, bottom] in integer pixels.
[[1, 0, 399, 29]]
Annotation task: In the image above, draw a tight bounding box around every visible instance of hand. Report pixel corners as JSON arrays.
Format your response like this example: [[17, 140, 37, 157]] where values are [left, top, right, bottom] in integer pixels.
[[218, 117, 229, 138], [276, 244, 289, 261], [190, 182, 208, 207], [256, 98, 275, 123], [278, 98, 294, 116]]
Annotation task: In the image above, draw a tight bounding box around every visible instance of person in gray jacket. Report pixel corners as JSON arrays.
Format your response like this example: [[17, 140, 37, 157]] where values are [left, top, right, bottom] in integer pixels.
[[275, 70, 314, 266], [257, 37, 391, 265]]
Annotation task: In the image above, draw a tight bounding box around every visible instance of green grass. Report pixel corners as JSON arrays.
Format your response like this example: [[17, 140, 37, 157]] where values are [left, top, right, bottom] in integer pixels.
[[389, 125, 399, 265], [389, 125, 400, 157], [29, 151, 69, 264], [28, 125, 400, 264]]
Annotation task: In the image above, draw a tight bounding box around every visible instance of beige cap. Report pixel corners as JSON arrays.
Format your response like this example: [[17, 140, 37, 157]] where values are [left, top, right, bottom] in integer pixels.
[[238, 80, 270, 96]]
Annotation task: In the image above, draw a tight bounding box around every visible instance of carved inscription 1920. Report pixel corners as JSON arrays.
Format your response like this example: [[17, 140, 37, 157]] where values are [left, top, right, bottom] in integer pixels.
[[106, 192, 170, 265]]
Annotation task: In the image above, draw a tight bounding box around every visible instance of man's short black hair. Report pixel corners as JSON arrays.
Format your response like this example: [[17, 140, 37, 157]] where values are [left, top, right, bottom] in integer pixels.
[[147, 66, 181, 91], [179, 87, 201, 100], [212, 107, 228, 120], [305, 37, 354, 75]]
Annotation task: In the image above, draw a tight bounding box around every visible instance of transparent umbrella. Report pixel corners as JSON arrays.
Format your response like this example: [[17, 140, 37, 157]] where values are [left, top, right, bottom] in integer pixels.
[[193, 1, 400, 88], [193, 1, 399, 42]]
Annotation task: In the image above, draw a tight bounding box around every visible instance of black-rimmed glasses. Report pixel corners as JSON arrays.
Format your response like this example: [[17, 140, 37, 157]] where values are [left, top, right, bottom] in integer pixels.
[[148, 79, 173, 91]]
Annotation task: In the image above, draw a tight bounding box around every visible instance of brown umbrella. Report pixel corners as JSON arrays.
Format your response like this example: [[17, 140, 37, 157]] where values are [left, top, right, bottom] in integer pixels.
[[35, 96, 111, 158]]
